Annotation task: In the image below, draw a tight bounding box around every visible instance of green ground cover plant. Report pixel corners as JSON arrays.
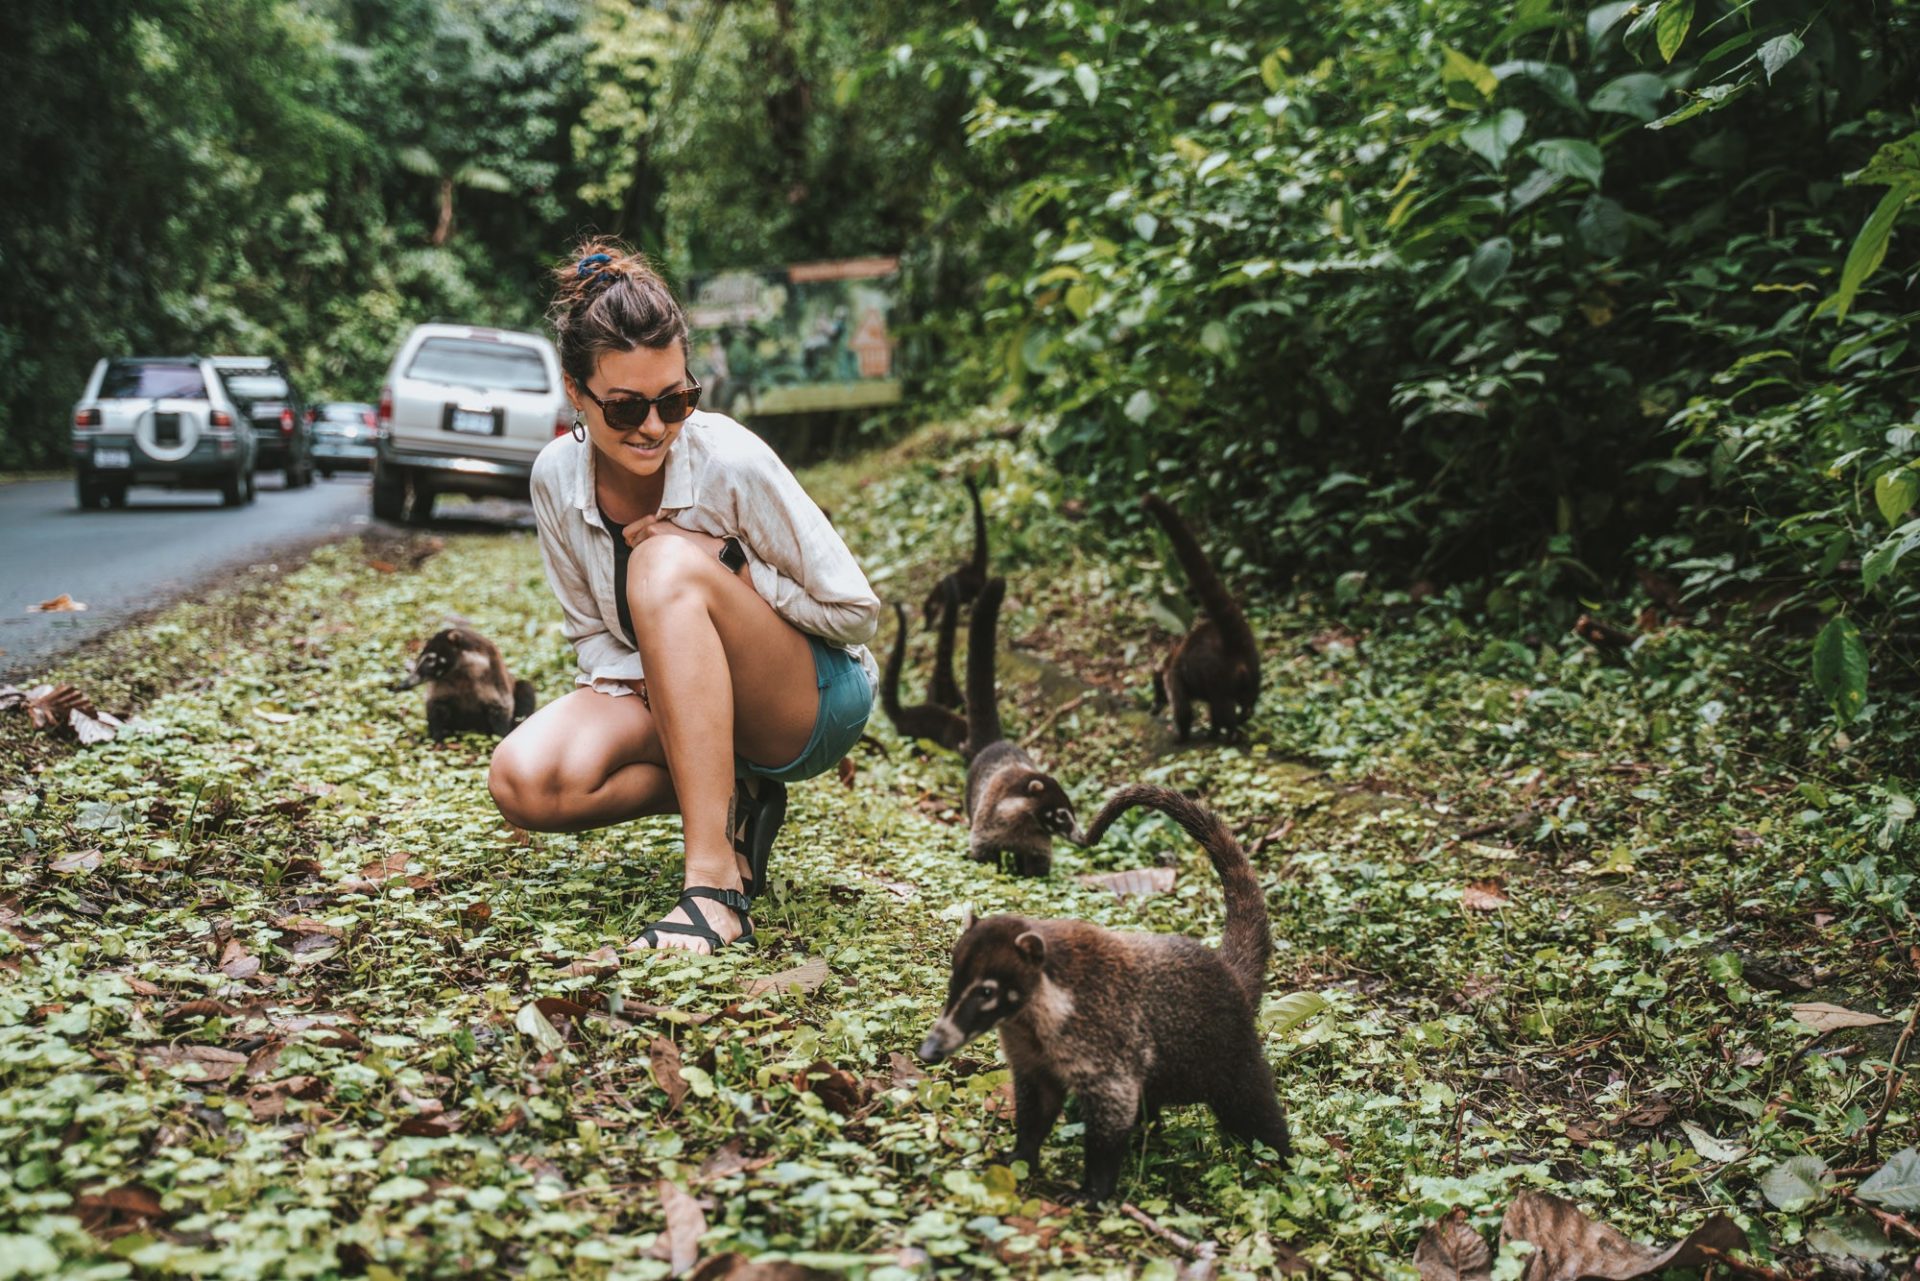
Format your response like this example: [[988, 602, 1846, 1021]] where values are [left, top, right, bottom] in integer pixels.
[[2, 419, 1913, 1277]]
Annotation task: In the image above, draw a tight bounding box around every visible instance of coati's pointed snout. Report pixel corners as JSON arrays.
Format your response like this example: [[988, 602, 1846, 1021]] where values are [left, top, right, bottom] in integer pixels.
[[917, 1017, 966, 1063]]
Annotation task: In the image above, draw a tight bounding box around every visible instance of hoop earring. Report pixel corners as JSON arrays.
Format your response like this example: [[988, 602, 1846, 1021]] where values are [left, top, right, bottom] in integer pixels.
[[570, 411, 586, 442]]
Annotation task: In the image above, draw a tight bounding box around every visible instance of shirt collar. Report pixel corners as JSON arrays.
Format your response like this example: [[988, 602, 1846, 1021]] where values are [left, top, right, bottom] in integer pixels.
[[569, 415, 701, 515]]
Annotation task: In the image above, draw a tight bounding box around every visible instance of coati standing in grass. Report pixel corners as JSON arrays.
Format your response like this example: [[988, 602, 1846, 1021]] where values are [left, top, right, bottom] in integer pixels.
[[923, 475, 990, 639], [1142, 492, 1261, 741], [882, 601, 969, 754], [401, 626, 536, 740], [918, 784, 1290, 1203], [963, 576, 1086, 876]]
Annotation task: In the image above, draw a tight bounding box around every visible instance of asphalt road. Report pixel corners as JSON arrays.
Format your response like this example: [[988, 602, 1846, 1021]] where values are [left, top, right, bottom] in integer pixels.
[[0, 472, 376, 679]]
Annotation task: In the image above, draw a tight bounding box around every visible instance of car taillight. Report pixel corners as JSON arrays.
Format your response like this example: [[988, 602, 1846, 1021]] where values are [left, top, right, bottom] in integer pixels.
[[361, 411, 376, 428], [280, 408, 295, 435], [210, 411, 233, 428], [554, 404, 574, 438], [377, 386, 393, 439], [74, 408, 100, 430]]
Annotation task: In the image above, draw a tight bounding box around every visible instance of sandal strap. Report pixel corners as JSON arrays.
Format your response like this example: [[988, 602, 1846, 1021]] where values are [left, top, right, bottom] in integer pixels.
[[638, 886, 754, 950]]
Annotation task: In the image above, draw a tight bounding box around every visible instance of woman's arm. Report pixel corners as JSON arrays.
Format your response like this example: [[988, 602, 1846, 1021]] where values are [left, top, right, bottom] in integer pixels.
[[729, 442, 881, 647]]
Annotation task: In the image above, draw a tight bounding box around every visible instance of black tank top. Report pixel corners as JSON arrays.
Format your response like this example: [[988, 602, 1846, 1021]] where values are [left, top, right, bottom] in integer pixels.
[[599, 508, 636, 644]]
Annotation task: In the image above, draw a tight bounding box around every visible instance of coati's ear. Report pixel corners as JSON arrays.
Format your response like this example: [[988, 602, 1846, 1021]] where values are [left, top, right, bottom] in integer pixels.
[[1014, 931, 1046, 965], [1027, 777, 1045, 796]]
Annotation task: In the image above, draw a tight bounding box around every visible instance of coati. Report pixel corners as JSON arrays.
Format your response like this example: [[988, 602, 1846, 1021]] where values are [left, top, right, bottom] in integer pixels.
[[963, 576, 1086, 876], [401, 626, 537, 740], [1141, 492, 1261, 740], [918, 784, 1291, 1203], [923, 474, 989, 633], [882, 601, 969, 754]]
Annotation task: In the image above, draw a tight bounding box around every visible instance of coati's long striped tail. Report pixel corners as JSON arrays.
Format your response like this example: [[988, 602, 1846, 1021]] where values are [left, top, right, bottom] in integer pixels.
[[1085, 784, 1270, 1004], [1141, 493, 1255, 651], [965, 576, 1007, 753], [884, 603, 912, 719]]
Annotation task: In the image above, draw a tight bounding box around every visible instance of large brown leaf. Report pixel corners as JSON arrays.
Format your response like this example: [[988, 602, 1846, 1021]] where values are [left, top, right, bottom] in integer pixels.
[[651, 1036, 689, 1109], [1414, 1208, 1491, 1281], [658, 1180, 707, 1277], [743, 957, 828, 996], [1499, 1191, 1747, 1280], [1078, 867, 1176, 899], [687, 1255, 839, 1281]]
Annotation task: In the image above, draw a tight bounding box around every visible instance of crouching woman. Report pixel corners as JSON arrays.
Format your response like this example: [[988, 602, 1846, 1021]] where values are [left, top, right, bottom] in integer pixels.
[[489, 239, 879, 954]]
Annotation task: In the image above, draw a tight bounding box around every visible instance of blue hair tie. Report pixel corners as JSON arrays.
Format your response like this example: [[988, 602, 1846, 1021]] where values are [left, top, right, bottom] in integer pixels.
[[577, 253, 613, 278]]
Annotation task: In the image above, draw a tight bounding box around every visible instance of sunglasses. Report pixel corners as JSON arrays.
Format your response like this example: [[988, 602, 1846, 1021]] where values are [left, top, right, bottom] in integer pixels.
[[578, 378, 703, 429]]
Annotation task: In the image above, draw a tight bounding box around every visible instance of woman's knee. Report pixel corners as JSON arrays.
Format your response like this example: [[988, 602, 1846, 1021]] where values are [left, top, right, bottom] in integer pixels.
[[626, 535, 717, 614], [488, 737, 551, 828]]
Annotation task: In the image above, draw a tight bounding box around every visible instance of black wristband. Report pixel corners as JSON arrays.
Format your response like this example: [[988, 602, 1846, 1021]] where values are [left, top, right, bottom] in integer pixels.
[[719, 536, 748, 574]]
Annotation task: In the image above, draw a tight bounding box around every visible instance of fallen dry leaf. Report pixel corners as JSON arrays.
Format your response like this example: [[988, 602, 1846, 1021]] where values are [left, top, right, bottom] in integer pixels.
[[888, 1051, 925, 1089], [142, 1045, 249, 1082], [50, 849, 102, 874], [1462, 879, 1515, 911], [219, 940, 261, 980], [71, 707, 121, 745], [1791, 1001, 1893, 1033], [1414, 1208, 1491, 1281], [1078, 867, 1176, 899], [0, 685, 24, 711], [836, 755, 856, 787], [1499, 1190, 1747, 1281], [795, 1060, 865, 1116], [160, 999, 235, 1024], [1620, 1097, 1673, 1129], [30, 593, 87, 612], [565, 945, 621, 976], [686, 1254, 838, 1281], [743, 957, 828, 996], [26, 683, 94, 730], [658, 1180, 707, 1277], [652, 1036, 690, 1109]]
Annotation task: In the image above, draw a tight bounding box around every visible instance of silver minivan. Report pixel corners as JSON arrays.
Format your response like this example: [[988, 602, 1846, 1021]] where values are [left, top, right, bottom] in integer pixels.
[[371, 324, 569, 523], [70, 356, 258, 509]]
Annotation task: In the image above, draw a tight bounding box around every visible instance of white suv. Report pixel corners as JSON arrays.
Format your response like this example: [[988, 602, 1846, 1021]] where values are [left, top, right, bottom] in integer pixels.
[[371, 323, 570, 523]]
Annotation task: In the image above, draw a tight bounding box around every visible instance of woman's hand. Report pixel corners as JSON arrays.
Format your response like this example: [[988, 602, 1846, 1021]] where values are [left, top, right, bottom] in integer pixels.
[[620, 514, 724, 558]]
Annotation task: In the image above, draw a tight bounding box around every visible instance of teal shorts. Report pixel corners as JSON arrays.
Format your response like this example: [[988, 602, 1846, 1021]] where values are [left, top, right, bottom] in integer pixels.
[[740, 636, 873, 784]]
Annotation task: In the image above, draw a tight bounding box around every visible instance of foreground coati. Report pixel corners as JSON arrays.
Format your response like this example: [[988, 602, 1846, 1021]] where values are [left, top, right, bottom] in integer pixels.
[[963, 576, 1086, 875], [882, 601, 968, 754], [923, 474, 990, 635], [1141, 492, 1261, 740], [400, 626, 536, 740], [918, 784, 1290, 1203]]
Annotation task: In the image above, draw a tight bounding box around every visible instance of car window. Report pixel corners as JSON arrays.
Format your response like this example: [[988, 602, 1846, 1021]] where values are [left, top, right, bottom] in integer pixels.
[[406, 338, 550, 392], [226, 374, 291, 400], [101, 362, 206, 400]]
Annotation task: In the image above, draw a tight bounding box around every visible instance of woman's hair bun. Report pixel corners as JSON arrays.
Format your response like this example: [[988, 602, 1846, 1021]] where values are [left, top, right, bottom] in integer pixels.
[[548, 235, 690, 385]]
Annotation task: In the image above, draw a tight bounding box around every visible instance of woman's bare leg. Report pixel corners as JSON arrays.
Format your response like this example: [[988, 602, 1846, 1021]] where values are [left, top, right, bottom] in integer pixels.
[[624, 534, 818, 950], [487, 532, 821, 951]]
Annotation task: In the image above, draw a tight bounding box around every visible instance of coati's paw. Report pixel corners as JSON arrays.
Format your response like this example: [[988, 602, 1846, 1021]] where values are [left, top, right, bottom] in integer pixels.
[[1058, 1185, 1113, 1208]]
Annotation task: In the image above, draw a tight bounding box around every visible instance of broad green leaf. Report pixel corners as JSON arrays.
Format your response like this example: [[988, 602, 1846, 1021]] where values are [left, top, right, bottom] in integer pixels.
[[1657, 0, 1695, 62], [1491, 60, 1582, 114], [1681, 1121, 1748, 1164], [1200, 321, 1233, 355], [1462, 109, 1526, 169], [1811, 616, 1868, 724], [1875, 467, 1919, 526], [1259, 48, 1288, 93], [1760, 1155, 1831, 1211], [1758, 33, 1803, 83], [1268, 990, 1328, 1036], [1826, 183, 1917, 321], [1588, 72, 1668, 121], [1857, 1149, 1920, 1211], [1527, 138, 1604, 187], [1587, 0, 1635, 47], [1466, 237, 1514, 298], [1073, 63, 1099, 106], [1808, 1214, 1902, 1261], [1132, 212, 1158, 242], [515, 1001, 566, 1054], [1123, 389, 1157, 424], [1863, 519, 1920, 591]]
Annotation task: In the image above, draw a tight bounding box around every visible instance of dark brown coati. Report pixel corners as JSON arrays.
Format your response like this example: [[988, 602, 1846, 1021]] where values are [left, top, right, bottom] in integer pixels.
[[882, 601, 968, 754], [401, 627, 537, 740], [1141, 492, 1261, 740], [923, 474, 990, 629], [918, 784, 1290, 1203], [927, 566, 965, 711], [963, 576, 1086, 876]]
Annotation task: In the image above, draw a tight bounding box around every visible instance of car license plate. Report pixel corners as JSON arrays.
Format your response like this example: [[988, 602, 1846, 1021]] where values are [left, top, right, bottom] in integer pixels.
[[94, 448, 131, 469], [449, 407, 495, 435]]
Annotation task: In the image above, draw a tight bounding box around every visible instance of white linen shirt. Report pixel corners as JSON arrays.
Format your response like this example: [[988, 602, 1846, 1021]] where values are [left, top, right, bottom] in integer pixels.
[[529, 412, 880, 698]]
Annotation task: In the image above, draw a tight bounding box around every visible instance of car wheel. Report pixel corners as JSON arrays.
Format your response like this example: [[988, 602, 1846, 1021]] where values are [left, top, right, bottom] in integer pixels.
[[76, 476, 103, 509], [245, 469, 258, 504], [222, 469, 245, 507], [106, 485, 129, 509], [405, 477, 436, 526], [319, 466, 334, 481], [372, 461, 406, 521]]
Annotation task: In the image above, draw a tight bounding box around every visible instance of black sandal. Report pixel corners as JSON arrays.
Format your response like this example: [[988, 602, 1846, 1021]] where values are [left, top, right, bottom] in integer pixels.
[[635, 886, 755, 952], [728, 778, 787, 902]]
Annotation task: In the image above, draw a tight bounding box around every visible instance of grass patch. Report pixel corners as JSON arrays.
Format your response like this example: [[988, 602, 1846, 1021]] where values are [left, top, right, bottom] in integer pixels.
[[2, 416, 1914, 1277]]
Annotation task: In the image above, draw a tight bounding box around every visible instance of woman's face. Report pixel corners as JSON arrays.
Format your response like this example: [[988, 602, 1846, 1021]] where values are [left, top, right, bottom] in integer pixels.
[[569, 344, 692, 481]]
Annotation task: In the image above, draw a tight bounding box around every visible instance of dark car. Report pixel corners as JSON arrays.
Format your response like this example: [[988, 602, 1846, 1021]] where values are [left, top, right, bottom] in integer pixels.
[[212, 355, 315, 488], [71, 356, 258, 508], [309, 402, 379, 477]]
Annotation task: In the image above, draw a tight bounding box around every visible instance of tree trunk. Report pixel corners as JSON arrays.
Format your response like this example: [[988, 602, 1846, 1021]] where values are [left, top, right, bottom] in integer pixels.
[[431, 176, 454, 246]]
